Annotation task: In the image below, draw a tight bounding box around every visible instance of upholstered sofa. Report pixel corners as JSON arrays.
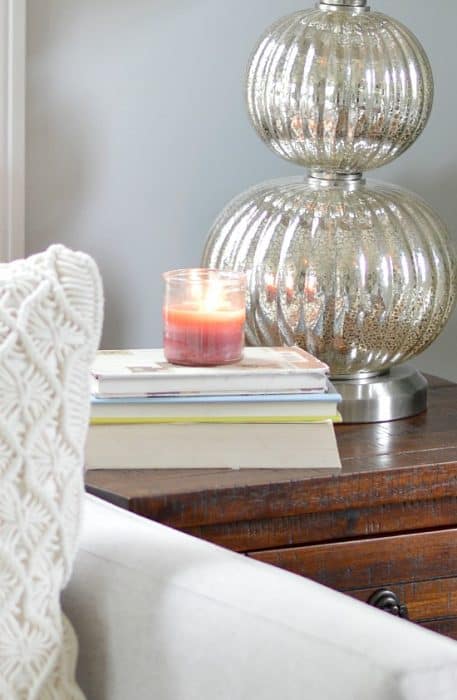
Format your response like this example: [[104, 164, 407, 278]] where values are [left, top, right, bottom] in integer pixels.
[[64, 494, 457, 700], [2, 244, 457, 700]]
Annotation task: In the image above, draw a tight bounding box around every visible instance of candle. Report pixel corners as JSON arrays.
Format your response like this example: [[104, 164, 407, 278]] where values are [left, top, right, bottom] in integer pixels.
[[163, 269, 246, 366], [265, 268, 317, 305], [285, 271, 295, 303], [265, 271, 277, 303], [304, 271, 317, 303], [265, 271, 296, 303]]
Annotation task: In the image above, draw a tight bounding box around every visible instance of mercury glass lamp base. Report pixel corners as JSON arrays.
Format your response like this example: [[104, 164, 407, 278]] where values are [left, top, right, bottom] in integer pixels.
[[333, 364, 428, 424]]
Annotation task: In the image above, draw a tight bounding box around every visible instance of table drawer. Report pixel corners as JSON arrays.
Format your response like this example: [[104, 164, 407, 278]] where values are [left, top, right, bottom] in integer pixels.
[[349, 578, 457, 623], [248, 528, 457, 635]]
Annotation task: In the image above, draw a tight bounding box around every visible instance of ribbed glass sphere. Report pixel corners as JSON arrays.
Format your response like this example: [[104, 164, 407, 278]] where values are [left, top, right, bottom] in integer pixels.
[[203, 177, 456, 377], [247, 7, 433, 172]]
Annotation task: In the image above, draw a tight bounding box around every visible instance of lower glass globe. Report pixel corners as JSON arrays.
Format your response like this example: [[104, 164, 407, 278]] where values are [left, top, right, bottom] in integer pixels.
[[203, 176, 456, 377]]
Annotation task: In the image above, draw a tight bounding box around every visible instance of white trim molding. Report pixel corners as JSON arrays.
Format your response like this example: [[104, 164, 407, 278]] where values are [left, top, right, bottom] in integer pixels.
[[0, 0, 25, 261]]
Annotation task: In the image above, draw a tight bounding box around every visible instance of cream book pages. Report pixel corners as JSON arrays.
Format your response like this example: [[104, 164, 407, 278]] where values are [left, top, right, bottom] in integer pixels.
[[85, 421, 341, 470]]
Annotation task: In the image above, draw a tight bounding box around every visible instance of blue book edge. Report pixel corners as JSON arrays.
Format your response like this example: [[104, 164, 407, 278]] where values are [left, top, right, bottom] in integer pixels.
[[91, 391, 342, 405]]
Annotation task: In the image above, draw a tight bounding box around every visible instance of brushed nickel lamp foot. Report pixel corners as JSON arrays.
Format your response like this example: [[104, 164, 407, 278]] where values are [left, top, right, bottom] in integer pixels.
[[332, 365, 428, 424]]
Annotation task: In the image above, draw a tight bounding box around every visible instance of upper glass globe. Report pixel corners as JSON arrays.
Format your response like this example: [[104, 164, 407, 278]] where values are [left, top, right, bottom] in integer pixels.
[[247, 5, 434, 172]]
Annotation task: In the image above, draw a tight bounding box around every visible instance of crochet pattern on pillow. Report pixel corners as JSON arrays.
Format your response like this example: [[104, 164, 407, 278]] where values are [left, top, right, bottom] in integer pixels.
[[0, 245, 103, 699]]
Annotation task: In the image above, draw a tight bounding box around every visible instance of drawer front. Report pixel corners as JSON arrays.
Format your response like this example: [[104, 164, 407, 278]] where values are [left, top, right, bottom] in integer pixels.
[[349, 578, 457, 625], [422, 618, 457, 640], [248, 528, 457, 632], [185, 495, 457, 553]]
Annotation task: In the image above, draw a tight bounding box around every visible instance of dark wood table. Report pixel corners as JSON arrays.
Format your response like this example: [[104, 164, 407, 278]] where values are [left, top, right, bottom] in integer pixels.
[[86, 375, 457, 638]]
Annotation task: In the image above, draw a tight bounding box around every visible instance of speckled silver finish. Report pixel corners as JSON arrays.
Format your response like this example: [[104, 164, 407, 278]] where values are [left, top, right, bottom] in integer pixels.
[[247, 8, 433, 172], [203, 176, 456, 377]]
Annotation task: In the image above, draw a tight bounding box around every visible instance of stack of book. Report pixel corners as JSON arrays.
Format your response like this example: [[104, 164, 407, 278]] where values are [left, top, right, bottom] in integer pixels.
[[86, 346, 342, 470]]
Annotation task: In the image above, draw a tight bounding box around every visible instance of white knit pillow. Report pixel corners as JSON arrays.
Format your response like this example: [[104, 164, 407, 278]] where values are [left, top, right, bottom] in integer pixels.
[[0, 245, 103, 699]]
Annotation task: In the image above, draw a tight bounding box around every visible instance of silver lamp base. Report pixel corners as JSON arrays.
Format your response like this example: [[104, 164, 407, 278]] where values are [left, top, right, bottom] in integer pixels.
[[332, 364, 428, 423]]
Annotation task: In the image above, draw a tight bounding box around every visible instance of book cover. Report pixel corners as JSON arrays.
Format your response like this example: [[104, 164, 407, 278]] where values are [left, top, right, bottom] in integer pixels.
[[91, 347, 329, 397]]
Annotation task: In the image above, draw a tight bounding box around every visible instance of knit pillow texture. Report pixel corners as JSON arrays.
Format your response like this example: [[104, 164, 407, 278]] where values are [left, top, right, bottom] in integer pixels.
[[0, 245, 103, 699]]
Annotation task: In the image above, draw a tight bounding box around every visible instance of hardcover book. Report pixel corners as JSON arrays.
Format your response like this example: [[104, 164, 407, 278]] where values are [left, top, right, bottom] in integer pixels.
[[91, 346, 329, 397]]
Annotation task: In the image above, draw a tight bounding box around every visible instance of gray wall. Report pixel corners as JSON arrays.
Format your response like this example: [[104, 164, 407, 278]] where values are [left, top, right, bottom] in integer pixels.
[[26, 0, 457, 379]]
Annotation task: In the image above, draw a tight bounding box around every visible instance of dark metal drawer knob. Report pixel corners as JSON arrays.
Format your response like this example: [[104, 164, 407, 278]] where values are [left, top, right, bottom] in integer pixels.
[[367, 589, 409, 619]]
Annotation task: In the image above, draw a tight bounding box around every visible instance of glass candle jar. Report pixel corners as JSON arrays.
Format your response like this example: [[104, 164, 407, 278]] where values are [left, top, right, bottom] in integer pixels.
[[163, 269, 246, 366]]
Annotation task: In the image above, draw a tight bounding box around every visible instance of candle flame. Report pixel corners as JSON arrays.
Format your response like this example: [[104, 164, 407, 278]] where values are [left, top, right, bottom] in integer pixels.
[[203, 280, 224, 312], [189, 278, 225, 312]]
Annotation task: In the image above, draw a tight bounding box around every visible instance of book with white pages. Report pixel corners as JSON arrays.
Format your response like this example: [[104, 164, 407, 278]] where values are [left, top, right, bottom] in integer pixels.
[[91, 346, 330, 397], [85, 420, 341, 470]]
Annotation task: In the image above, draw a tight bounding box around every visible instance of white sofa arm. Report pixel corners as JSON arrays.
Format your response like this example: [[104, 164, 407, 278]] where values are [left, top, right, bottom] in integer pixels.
[[64, 495, 457, 700]]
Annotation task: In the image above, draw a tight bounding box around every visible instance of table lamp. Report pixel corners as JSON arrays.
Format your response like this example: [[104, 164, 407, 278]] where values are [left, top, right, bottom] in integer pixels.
[[202, 0, 457, 422]]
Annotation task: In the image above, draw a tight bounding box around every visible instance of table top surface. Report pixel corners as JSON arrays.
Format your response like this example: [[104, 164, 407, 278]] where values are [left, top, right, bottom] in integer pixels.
[[85, 375, 457, 532]]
